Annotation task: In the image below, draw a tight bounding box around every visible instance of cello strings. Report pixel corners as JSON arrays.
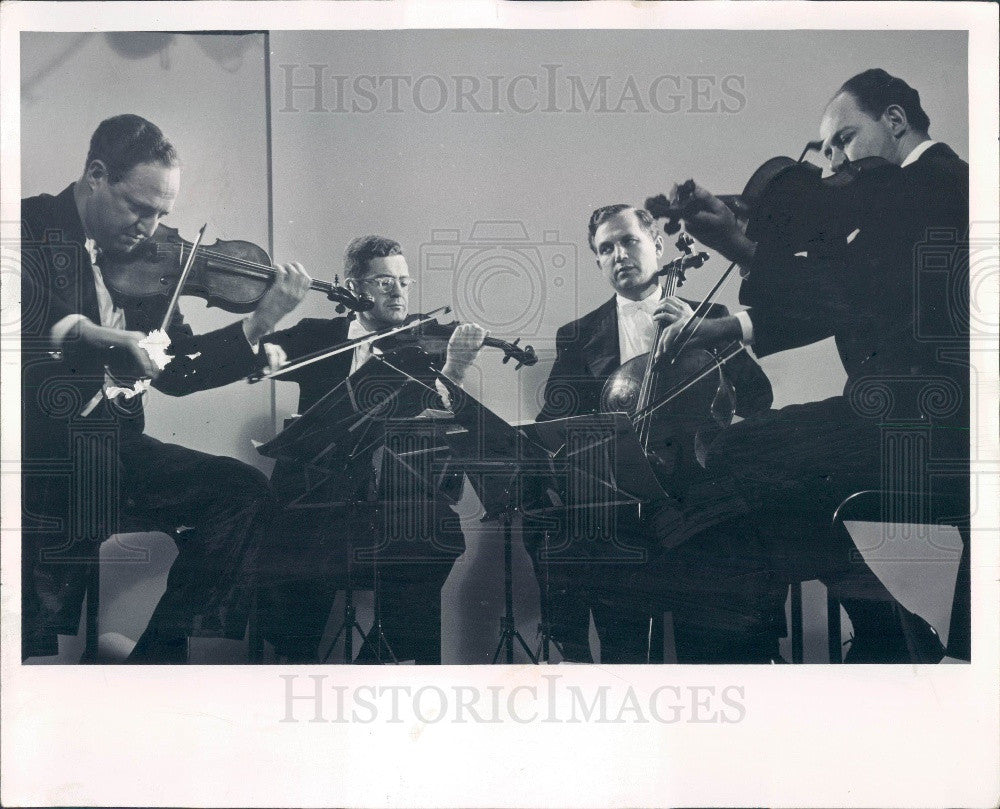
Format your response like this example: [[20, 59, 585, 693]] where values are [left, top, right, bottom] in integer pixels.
[[634, 341, 749, 422], [667, 259, 740, 363], [636, 251, 685, 450]]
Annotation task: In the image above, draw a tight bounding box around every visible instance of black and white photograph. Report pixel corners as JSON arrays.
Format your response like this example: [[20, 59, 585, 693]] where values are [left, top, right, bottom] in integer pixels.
[[1, 2, 997, 807]]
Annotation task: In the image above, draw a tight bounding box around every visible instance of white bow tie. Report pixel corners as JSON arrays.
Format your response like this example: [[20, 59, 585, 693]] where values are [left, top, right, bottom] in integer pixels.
[[619, 297, 656, 315], [346, 318, 372, 340]]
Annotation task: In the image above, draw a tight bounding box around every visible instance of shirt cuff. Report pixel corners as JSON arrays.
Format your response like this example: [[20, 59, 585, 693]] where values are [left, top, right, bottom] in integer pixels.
[[241, 318, 260, 353], [434, 378, 452, 410], [734, 310, 755, 345], [50, 313, 89, 349]]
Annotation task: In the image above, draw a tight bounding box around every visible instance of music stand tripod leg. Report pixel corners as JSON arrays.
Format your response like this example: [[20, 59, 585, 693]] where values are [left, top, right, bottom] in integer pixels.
[[491, 512, 538, 664], [321, 535, 368, 663], [534, 529, 564, 664], [366, 561, 398, 664]]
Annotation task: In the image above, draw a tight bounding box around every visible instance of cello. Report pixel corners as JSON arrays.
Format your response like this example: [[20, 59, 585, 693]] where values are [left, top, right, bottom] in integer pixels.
[[599, 234, 740, 500]]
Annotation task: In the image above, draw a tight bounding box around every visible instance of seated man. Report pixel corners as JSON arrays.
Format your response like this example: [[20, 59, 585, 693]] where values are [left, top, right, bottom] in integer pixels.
[[21, 114, 310, 662], [658, 69, 968, 662], [259, 235, 487, 663], [533, 203, 779, 663]]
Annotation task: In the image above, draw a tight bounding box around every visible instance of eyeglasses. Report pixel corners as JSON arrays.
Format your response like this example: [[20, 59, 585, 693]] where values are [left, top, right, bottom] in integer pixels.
[[359, 275, 415, 292]]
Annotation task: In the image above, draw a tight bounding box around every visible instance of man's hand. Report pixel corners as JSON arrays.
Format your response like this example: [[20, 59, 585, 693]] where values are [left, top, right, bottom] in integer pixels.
[[668, 181, 756, 266], [75, 319, 162, 379], [262, 342, 289, 375], [441, 322, 487, 385], [243, 262, 312, 345], [653, 296, 742, 358]]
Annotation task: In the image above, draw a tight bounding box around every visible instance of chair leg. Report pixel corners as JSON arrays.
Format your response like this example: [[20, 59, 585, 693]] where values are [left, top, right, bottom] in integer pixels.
[[947, 523, 970, 661], [789, 583, 804, 664], [827, 591, 843, 663], [247, 587, 264, 663], [81, 559, 100, 663]]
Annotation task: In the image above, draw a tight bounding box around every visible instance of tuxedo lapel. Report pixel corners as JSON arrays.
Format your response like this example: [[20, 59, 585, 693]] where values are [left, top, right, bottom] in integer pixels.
[[52, 184, 102, 327], [582, 297, 620, 381]]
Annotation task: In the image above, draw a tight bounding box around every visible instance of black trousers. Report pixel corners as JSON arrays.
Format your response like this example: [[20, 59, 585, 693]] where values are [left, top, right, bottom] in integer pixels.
[[527, 505, 779, 664], [708, 397, 910, 598], [258, 499, 460, 664], [22, 433, 272, 661], [706, 395, 967, 658]]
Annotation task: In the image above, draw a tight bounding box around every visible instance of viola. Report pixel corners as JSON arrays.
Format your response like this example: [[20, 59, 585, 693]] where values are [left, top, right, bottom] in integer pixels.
[[646, 154, 901, 258], [376, 318, 538, 370], [101, 224, 373, 315], [599, 235, 736, 499]]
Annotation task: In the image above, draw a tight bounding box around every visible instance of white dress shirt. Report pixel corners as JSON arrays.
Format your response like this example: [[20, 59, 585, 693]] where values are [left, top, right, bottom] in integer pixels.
[[616, 289, 661, 365], [347, 317, 380, 374], [51, 239, 131, 416], [900, 139, 937, 168], [50, 238, 127, 346]]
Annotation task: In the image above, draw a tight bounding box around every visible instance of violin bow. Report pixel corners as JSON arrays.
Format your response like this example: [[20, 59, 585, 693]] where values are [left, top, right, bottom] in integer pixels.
[[158, 223, 207, 333], [665, 258, 741, 363], [248, 305, 452, 383], [97, 222, 208, 402]]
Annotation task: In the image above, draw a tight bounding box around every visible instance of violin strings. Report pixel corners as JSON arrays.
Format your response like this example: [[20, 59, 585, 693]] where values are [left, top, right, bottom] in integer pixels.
[[171, 243, 333, 289]]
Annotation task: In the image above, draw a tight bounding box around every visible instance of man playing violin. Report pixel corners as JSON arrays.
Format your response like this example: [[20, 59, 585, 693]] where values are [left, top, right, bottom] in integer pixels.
[[21, 114, 311, 662], [259, 235, 487, 663], [533, 204, 780, 663], [657, 69, 969, 662]]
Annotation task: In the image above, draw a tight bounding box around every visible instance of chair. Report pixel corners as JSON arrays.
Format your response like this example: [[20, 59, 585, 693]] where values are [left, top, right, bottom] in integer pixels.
[[788, 489, 970, 663], [79, 525, 189, 664]]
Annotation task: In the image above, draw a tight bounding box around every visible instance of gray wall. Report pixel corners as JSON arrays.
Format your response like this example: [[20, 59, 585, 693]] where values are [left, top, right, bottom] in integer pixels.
[[21, 32, 273, 662], [22, 30, 967, 663], [21, 32, 273, 470]]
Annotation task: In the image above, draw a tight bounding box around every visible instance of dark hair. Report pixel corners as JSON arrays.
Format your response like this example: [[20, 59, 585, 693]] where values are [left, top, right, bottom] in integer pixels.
[[85, 114, 178, 184], [587, 204, 659, 253], [837, 69, 931, 134], [344, 235, 403, 278]]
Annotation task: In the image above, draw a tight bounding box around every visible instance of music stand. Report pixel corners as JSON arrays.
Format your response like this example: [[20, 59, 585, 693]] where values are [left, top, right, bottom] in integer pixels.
[[431, 380, 666, 664], [519, 413, 671, 663], [258, 353, 446, 663]]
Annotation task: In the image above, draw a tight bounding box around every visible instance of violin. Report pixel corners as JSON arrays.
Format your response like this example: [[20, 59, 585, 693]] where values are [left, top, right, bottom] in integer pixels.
[[249, 306, 537, 384], [101, 224, 373, 315], [599, 235, 736, 499], [646, 153, 901, 259], [376, 318, 538, 370]]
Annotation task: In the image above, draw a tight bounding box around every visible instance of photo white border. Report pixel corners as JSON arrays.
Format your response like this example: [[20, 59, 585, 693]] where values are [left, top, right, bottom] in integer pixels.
[[2, 2, 998, 807]]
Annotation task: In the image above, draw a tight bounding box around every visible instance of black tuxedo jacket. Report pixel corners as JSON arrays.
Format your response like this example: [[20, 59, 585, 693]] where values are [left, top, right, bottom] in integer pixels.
[[538, 297, 773, 422], [21, 184, 263, 460], [263, 316, 354, 413], [263, 315, 451, 413], [742, 143, 969, 403]]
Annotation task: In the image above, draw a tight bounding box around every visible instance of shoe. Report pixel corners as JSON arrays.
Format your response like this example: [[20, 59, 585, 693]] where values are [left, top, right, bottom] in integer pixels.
[[898, 605, 946, 664], [844, 605, 944, 664], [126, 629, 188, 664]]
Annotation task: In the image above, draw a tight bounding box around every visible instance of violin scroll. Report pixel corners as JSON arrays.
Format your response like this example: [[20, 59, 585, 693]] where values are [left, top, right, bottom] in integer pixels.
[[386, 318, 538, 371], [495, 336, 537, 370], [645, 190, 686, 235], [329, 274, 374, 314]]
